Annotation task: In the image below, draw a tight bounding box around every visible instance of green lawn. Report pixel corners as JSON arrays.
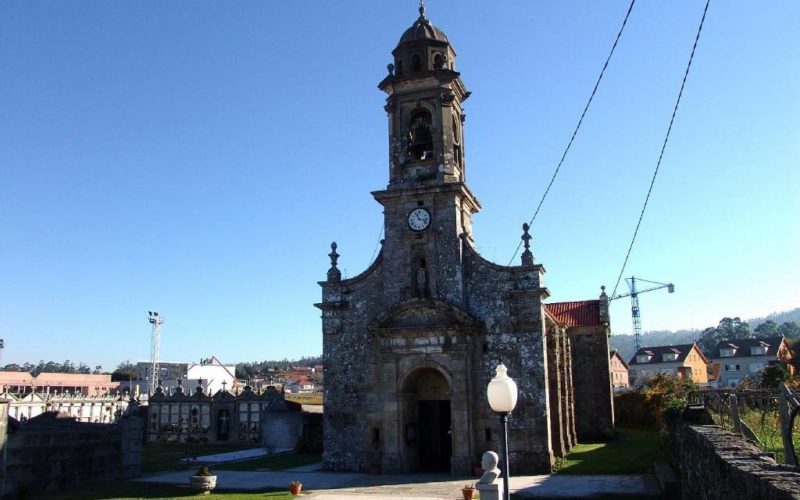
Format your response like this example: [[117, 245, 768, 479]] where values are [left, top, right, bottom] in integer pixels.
[[30, 481, 294, 500], [556, 427, 662, 475]]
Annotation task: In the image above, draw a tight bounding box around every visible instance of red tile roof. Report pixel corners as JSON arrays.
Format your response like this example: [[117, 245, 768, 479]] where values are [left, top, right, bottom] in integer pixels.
[[545, 301, 601, 327]]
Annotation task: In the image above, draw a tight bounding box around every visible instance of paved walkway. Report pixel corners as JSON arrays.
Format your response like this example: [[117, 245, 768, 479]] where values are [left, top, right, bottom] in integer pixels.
[[138, 463, 662, 498], [179, 447, 292, 465]]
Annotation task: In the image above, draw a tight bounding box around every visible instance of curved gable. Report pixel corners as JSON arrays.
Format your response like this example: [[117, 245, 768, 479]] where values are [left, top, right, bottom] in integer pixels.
[[370, 298, 483, 334]]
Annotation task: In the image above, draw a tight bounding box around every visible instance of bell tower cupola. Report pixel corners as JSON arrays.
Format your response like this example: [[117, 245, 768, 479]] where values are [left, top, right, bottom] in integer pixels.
[[379, 3, 470, 190]]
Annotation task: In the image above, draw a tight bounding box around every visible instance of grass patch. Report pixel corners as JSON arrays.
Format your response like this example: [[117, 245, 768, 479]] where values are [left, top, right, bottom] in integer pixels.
[[285, 394, 322, 405], [557, 427, 661, 475], [719, 407, 800, 464], [215, 452, 321, 471], [30, 480, 294, 500], [142, 443, 260, 474]]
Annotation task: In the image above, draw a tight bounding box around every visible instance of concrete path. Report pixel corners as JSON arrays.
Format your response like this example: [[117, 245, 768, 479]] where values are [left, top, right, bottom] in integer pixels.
[[179, 447, 292, 465], [138, 465, 662, 498]]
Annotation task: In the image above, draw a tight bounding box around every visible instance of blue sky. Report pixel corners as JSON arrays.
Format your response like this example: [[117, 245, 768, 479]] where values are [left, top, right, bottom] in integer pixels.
[[1, 1, 798, 371]]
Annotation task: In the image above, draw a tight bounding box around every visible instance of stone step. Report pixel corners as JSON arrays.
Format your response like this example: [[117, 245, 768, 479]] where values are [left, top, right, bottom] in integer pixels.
[[653, 461, 678, 497]]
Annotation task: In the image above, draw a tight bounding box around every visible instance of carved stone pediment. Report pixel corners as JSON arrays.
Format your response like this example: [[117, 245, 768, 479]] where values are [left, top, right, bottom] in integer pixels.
[[370, 298, 483, 335]]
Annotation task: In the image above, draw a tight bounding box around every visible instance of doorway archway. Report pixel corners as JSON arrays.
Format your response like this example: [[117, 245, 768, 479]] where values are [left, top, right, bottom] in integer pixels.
[[400, 367, 452, 472]]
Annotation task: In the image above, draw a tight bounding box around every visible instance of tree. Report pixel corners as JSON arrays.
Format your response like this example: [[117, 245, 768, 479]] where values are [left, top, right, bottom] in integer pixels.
[[759, 364, 789, 388], [111, 360, 137, 382], [697, 317, 753, 354], [778, 321, 800, 339], [754, 320, 779, 338]]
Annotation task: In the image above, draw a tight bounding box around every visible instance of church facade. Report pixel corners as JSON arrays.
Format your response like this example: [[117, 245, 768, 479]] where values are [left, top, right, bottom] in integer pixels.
[[316, 7, 613, 475]]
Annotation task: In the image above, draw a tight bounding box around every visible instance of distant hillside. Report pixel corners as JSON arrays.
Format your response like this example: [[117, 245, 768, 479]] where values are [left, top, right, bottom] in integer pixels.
[[610, 307, 800, 363], [611, 329, 700, 363], [748, 308, 800, 327]]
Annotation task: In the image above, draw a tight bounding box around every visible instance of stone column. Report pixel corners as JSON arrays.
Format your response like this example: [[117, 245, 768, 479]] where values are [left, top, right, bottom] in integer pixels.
[[546, 325, 566, 457]]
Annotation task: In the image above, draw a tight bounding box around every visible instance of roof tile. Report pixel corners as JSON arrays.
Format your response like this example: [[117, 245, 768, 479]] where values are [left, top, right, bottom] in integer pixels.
[[545, 301, 601, 327]]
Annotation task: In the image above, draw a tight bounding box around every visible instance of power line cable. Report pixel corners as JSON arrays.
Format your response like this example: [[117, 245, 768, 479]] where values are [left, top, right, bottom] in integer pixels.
[[368, 222, 384, 265], [508, 0, 637, 266], [611, 0, 711, 297]]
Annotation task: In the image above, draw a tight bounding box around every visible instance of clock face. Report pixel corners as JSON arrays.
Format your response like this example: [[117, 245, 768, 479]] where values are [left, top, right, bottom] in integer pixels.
[[407, 208, 431, 231]]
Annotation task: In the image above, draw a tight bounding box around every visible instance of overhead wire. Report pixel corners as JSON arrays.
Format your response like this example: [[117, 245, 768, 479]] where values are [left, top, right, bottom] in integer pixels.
[[611, 0, 711, 298], [507, 0, 637, 266], [368, 222, 384, 265]]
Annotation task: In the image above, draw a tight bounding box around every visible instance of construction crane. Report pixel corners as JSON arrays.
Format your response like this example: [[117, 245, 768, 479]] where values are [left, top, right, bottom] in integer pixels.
[[611, 277, 674, 352], [148, 311, 164, 395]]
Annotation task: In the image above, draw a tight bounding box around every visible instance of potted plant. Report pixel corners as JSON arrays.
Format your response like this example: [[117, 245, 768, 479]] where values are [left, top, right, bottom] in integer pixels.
[[289, 480, 303, 496], [188, 465, 217, 494], [462, 483, 476, 500]]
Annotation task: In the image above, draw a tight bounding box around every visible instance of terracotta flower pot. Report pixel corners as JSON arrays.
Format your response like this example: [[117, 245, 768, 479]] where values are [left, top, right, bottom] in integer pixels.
[[462, 487, 475, 500], [290, 483, 303, 496]]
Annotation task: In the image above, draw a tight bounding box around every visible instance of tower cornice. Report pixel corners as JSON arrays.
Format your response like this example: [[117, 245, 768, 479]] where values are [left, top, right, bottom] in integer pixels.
[[371, 182, 481, 214]]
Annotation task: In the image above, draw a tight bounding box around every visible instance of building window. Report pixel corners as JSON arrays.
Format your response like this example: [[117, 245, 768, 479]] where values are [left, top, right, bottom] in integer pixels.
[[411, 54, 422, 73], [636, 355, 652, 364], [750, 345, 767, 355], [662, 353, 678, 362], [749, 362, 766, 373], [725, 364, 741, 372], [720, 348, 736, 358]]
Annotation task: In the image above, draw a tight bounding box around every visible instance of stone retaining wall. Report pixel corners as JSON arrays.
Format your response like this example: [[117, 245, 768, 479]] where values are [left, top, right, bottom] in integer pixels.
[[672, 424, 800, 499], [3, 414, 142, 496]]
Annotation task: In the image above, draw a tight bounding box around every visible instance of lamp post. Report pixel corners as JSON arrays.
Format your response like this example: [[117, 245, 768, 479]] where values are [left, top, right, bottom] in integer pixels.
[[487, 363, 518, 500]]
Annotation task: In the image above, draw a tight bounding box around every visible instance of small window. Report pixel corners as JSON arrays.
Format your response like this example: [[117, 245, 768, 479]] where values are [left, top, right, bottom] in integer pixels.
[[411, 54, 422, 73]]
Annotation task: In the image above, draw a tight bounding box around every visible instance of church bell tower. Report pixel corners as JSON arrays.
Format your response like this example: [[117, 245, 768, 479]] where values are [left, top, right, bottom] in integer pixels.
[[374, 3, 480, 306]]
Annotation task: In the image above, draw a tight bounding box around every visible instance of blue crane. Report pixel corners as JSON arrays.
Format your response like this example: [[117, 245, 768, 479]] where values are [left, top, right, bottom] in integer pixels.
[[611, 277, 675, 351]]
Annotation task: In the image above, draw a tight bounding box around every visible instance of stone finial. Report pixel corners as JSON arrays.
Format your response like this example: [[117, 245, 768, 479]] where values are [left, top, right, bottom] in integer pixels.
[[327, 242, 342, 282], [521, 223, 534, 267], [599, 285, 610, 324], [418, 0, 426, 19]]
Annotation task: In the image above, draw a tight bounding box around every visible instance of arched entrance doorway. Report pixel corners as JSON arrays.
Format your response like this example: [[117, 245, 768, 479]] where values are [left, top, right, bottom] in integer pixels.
[[401, 367, 452, 472]]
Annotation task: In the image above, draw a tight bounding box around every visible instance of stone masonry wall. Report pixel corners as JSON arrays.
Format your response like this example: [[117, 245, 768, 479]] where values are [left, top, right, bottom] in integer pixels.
[[319, 256, 385, 472], [4, 416, 142, 497], [567, 325, 614, 440], [672, 424, 800, 500], [463, 247, 553, 473]]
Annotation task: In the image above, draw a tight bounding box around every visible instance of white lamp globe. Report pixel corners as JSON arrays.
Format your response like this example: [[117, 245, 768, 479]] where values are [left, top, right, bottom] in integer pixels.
[[487, 363, 518, 413]]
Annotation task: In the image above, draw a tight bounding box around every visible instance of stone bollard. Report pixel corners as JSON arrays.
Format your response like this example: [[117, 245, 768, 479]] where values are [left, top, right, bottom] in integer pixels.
[[476, 451, 503, 500]]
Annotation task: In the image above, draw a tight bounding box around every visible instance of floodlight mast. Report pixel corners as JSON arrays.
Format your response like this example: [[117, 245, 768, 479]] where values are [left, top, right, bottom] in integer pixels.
[[148, 311, 164, 395]]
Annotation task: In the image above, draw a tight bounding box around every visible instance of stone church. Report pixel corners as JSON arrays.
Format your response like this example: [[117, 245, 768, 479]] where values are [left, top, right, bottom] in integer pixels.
[[316, 6, 613, 475]]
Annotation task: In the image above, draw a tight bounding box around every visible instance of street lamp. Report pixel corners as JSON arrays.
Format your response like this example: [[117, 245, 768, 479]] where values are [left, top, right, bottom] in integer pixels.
[[487, 363, 518, 500]]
